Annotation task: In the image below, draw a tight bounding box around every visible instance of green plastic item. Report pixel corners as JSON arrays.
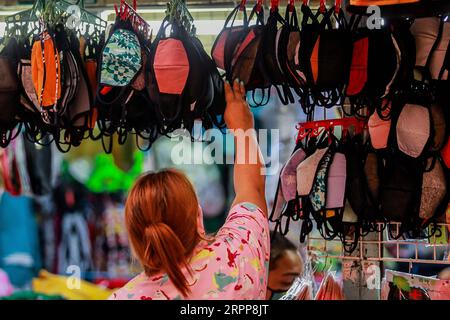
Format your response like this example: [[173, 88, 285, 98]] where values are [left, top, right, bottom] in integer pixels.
[[85, 152, 144, 194]]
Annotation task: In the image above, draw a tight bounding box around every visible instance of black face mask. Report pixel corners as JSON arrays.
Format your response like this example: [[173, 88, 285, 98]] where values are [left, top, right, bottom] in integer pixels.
[[211, 4, 248, 73], [148, 19, 189, 134], [277, 4, 304, 104], [345, 14, 399, 119], [0, 38, 20, 146]]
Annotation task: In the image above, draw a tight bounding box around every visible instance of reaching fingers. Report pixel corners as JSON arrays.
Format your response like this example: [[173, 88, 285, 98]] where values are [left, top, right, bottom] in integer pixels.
[[224, 80, 235, 102], [232, 78, 241, 97], [238, 80, 246, 98]]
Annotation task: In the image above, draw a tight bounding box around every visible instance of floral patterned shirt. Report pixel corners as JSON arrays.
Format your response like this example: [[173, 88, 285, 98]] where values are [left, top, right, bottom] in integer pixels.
[[109, 202, 270, 300]]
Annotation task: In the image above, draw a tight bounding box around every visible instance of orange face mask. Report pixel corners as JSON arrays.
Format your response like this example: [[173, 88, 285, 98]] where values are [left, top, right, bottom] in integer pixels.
[[31, 32, 61, 109], [310, 35, 320, 84]]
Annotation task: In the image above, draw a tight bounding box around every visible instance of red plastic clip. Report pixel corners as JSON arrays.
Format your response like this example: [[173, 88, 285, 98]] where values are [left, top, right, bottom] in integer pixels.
[[239, 0, 247, 11], [270, 0, 279, 12], [256, 0, 263, 13], [335, 0, 342, 14], [288, 0, 295, 12], [319, 0, 326, 13]]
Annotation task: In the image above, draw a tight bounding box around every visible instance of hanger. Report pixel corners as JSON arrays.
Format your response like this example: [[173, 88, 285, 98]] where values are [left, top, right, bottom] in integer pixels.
[[335, 0, 342, 14], [255, 0, 264, 13], [5, 0, 106, 42], [319, 0, 327, 14], [239, 0, 247, 11], [116, 0, 151, 39], [4, 0, 44, 39], [347, 0, 450, 19], [166, 0, 196, 36], [288, 0, 295, 13], [295, 117, 366, 144]]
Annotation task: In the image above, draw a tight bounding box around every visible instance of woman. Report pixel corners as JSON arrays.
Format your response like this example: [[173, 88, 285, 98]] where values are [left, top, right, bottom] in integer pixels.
[[266, 232, 304, 300], [110, 80, 269, 300]]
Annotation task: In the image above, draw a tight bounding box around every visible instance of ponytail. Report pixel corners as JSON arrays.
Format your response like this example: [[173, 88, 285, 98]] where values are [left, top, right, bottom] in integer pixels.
[[125, 169, 202, 299], [143, 223, 192, 297]]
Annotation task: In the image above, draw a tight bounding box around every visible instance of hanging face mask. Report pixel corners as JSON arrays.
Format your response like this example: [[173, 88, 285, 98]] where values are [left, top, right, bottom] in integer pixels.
[[211, 4, 248, 71], [368, 104, 392, 150], [154, 42, 188, 95], [346, 14, 398, 118], [281, 148, 307, 202], [410, 17, 449, 80], [185, 35, 215, 133], [326, 152, 347, 210], [383, 34, 402, 97], [0, 39, 20, 135], [420, 158, 446, 220], [100, 28, 142, 87], [309, 149, 334, 213], [380, 152, 423, 223], [261, 7, 286, 88], [344, 135, 379, 223], [231, 5, 267, 90], [441, 138, 450, 169], [314, 9, 352, 106], [364, 151, 381, 204], [366, 29, 399, 99], [97, 19, 142, 120], [148, 20, 190, 129], [277, 4, 304, 103], [396, 103, 431, 158], [31, 30, 62, 113], [297, 147, 328, 197], [346, 36, 369, 96], [429, 103, 447, 152]]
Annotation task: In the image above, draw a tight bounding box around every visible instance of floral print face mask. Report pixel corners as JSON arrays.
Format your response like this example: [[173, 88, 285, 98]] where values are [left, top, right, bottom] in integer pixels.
[[309, 149, 334, 212]]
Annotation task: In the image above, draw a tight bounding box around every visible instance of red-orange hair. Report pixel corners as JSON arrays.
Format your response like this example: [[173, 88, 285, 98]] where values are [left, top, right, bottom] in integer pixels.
[[125, 168, 201, 297]]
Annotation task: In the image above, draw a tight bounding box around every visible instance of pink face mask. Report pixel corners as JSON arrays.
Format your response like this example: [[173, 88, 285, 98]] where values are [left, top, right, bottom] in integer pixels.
[[153, 39, 189, 95], [420, 158, 446, 220], [297, 147, 328, 196], [326, 153, 347, 209], [280, 148, 307, 202], [430, 21, 450, 80], [396, 104, 431, 158], [368, 107, 392, 150], [410, 17, 440, 68]]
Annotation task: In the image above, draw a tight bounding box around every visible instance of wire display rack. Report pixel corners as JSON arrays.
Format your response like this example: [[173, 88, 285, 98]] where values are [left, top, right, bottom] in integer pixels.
[[304, 221, 450, 299], [307, 222, 450, 265]]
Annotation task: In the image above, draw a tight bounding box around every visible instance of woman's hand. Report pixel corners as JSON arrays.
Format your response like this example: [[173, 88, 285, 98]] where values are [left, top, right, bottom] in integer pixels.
[[224, 79, 254, 132], [224, 79, 267, 216]]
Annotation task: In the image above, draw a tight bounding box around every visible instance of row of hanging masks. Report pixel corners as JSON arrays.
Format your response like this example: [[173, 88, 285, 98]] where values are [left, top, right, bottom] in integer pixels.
[[0, 0, 226, 154], [270, 120, 362, 253], [96, 0, 225, 153], [270, 112, 450, 253], [212, 0, 449, 117], [0, 0, 106, 152], [211, 0, 365, 109]]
